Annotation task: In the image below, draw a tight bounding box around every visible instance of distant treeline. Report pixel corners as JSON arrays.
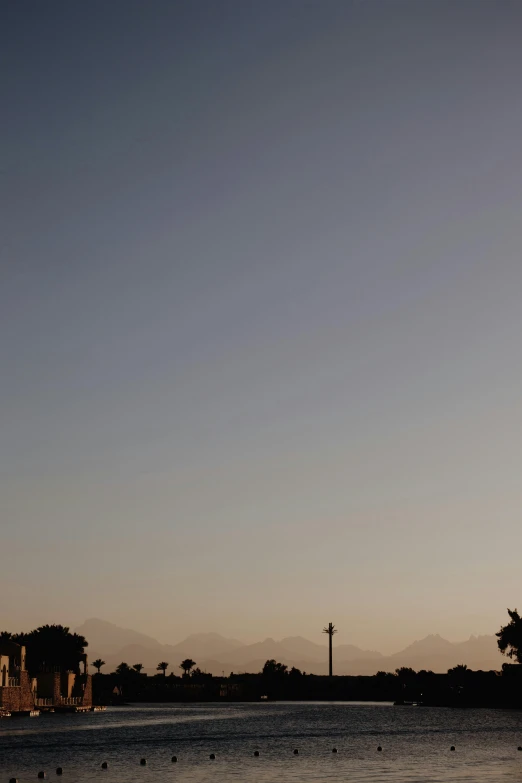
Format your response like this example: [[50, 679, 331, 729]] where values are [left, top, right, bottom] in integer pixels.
[[91, 658, 522, 708]]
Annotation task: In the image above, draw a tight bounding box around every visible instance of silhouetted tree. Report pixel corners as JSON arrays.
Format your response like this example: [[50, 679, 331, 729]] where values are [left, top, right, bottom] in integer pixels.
[[133, 663, 144, 674], [15, 625, 87, 674], [262, 659, 288, 676], [448, 664, 469, 686], [497, 609, 522, 663], [179, 659, 195, 676], [116, 662, 131, 676], [0, 631, 13, 642], [448, 664, 468, 675], [92, 659, 106, 674], [288, 666, 303, 677], [395, 667, 416, 679], [157, 661, 170, 676]]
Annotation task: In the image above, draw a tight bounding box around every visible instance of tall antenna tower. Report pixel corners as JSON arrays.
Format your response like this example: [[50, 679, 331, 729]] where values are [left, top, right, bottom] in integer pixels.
[[323, 622, 337, 677]]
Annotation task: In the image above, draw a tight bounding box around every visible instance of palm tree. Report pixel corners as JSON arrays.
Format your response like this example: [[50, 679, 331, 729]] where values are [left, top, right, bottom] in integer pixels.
[[157, 661, 169, 676], [133, 663, 144, 674], [180, 658, 196, 677], [448, 664, 468, 675], [116, 662, 131, 676], [92, 658, 106, 674]]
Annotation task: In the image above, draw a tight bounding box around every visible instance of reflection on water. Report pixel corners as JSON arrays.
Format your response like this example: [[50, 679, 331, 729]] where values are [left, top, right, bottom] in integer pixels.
[[1, 702, 522, 782]]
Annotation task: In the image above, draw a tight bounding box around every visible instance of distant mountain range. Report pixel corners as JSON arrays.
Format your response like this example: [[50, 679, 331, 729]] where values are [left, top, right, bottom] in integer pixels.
[[76, 618, 504, 676]]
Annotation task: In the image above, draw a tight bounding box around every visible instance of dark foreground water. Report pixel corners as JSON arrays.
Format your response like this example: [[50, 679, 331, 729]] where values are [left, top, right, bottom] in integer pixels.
[[1, 702, 522, 782]]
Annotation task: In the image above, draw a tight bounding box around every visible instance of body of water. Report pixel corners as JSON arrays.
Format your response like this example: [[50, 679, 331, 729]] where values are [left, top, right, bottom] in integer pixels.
[[1, 702, 522, 782]]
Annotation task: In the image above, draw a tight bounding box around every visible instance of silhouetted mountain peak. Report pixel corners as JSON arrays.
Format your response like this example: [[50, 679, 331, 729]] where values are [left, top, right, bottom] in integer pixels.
[[76, 618, 162, 652], [397, 634, 454, 655]]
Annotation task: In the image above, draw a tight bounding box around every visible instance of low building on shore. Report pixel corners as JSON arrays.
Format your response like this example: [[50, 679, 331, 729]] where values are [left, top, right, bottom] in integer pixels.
[[0, 641, 36, 713], [0, 640, 93, 714]]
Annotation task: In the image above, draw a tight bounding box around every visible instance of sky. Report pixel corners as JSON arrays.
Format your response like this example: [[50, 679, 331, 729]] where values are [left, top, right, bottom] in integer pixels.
[[1, 0, 521, 654]]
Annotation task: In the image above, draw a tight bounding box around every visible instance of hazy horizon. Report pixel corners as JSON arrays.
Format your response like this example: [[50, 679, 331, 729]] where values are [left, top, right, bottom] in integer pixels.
[[74, 615, 499, 652], [2, 1, 521, 653]]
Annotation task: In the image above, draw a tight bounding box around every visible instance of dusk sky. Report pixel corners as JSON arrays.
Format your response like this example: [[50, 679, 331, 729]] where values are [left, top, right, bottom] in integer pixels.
[[2, 0, 521, 652]]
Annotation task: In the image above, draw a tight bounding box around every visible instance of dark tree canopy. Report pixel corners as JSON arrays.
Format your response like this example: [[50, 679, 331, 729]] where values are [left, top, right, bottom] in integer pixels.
[[395, 667, 416, 679], [262, 659, 288, 676], [448, 664, 469, 675], [497, 609, 522, 663], [179, 659, 195, 676], [157, 661, 170, 676], [13, 625, 87, 674]]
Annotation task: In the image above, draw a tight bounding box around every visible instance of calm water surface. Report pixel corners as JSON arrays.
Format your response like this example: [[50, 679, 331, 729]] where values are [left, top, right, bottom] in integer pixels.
[[1, 702, 522, 782]]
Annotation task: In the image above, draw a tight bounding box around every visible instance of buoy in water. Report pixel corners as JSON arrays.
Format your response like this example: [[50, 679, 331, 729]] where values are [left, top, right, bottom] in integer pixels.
[[171, 755, 178, 762], [101, 762, 108, 769], [518, 747, 522, 752], [56, 769, 63, 776], [209, 754, 216, 760], [38, 773, 46, 779], [140, 759, 147, 766], [450, 746, 455, 751], [377, 746, 382, 752], [293, 749, 299, 755], [253, 751, 259, 757], [332, 748, 338, 753], [10, 778, 18, 783]]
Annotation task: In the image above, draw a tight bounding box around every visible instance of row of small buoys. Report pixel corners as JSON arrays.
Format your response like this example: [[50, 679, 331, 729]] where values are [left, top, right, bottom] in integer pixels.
[[27, 742, 522, 780]]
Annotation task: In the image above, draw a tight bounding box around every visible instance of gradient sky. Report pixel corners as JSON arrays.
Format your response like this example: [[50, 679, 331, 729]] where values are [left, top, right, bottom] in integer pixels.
[[1, 0, 521, 653]]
